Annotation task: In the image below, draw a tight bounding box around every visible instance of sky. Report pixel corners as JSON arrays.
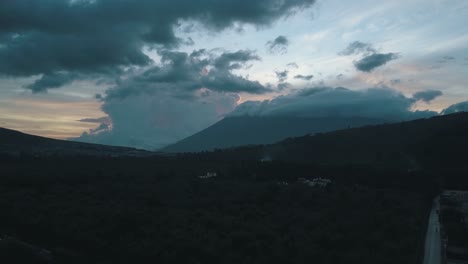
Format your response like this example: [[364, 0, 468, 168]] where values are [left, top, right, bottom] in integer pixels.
[[0, 0, 467, 150]]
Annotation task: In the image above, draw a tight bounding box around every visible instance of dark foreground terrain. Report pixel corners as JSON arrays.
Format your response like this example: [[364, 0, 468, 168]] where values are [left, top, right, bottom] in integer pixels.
[[1, 157, 436, 264], [2, 113, 468, 263]]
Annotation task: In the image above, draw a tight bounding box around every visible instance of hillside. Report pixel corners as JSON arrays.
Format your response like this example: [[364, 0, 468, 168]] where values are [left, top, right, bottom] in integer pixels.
[[162, 116, 386, 152], [187, 113, 468, 175], [259, 112, 468, 172], [0, 127, 153, 158], [3, 114, 467, 263]]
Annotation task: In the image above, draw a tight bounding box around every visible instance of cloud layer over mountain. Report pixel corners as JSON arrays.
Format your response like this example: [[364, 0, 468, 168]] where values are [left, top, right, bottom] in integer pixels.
[[231, 87, 438, 120], [73, 48, 267, 149]]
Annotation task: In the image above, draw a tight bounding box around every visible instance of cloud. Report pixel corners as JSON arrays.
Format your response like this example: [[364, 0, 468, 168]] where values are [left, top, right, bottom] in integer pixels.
[[286, 62, 299, 69], [213, 50, 260, 70], [390, 79, 401, 85], [78, 116, 111, 124], [436, 55, 456, 64], [104, 49, 270, 100], [441, 101, 468, 115], [24, 72, 80, 93], [412, 89, 443, 102], [354, 53, 399, 72], [339, 41, 399, 72], [230, 86, 437, 121], [336, 74, 344, 80], [200, 71, 269, 94], [73, 48, 269, 149], [294, 74, 314, 81], [266, 35, 289, 54], [275, 70, 289, 82], [0, 0, 316, 90], [277, 82, 292, 91], [74, 89, 240, 150], [339, 41, 376, 56]]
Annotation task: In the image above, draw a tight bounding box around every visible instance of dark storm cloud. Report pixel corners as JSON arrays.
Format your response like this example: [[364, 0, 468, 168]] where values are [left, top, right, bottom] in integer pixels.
[[230, 87, 437, 121], [339, 41, 376, 56], [0, 30, 150, 76], [213, 50, 261, 70], [0, 0, 316, 90], [412, 90, 443, 103], [294, 74, 314, 81], [354, 53, 399, 72], [25, 72, 80, 93], [275, 70, 289, 82], [266, 35, 289, 54], [104, 49, 269, 100], [200, 70, 268, 94]]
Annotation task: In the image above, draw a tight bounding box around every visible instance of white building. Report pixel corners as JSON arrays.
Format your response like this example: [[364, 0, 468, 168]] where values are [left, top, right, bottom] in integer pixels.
[[198, 172, 217, 179], [298, 177, 332, 188]]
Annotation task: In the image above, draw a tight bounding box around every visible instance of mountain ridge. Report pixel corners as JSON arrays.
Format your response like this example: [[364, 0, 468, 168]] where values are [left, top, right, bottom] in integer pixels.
[[0, 127, 154, 157], [162, 115, 388, 152]]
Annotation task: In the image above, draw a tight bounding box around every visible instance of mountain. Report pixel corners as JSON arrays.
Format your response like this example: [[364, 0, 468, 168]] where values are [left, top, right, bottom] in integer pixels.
[[162, 116, 387, 152], [258, 112, 468, 171], [0, 127, 154, 158], [189, 112, 468, 174]]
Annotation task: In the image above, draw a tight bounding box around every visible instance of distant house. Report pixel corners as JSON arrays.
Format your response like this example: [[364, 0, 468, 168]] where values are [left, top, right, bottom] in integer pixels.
[[441, 190, 468, 223], [198, 172, 217, 179], [276, 181, 289, 186], [309, 178, 332, 188], [441, 190, 468, 205], [298, 177, 332, 188], [297, 177, 308, 184]]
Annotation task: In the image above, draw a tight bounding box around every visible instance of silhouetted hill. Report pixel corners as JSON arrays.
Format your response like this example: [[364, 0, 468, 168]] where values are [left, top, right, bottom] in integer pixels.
[[162, 116, 387, 152], [262, 112, 468, 171], [186, 112, 468, 175], [0, 127, 153, 157]]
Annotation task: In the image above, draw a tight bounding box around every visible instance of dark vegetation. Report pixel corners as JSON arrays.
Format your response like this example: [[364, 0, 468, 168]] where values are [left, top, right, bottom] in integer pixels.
[[2, 112, 468, 263], [267, 113, 468, 172], [439, 196, 468, 261], [199, 113, 468, 188], [1, 157, 436, 264], [441, 208, 468, 248]]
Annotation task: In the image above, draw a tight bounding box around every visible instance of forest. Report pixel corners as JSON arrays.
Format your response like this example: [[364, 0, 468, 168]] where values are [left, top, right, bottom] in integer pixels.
[[0, 156, 438, 264], [3, 113, 468, 263]]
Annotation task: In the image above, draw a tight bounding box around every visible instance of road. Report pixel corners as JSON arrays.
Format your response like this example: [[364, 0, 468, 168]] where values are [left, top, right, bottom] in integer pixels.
[[423, 197, 442, 264]]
